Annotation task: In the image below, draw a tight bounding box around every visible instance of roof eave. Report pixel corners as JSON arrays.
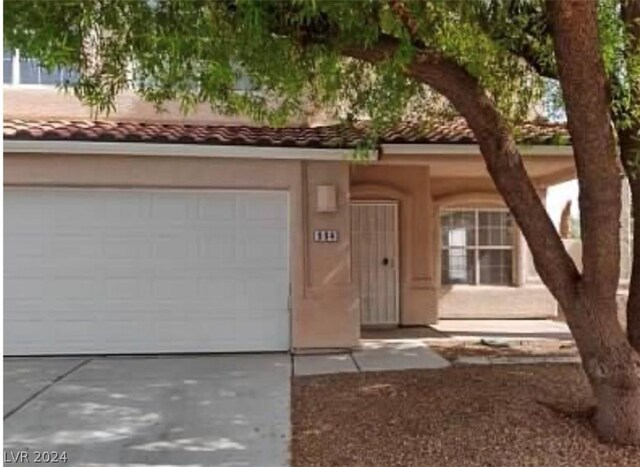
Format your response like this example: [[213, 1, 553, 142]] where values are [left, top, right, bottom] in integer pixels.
[[381, 143, 573, 156], [3, 139, 379, 161]]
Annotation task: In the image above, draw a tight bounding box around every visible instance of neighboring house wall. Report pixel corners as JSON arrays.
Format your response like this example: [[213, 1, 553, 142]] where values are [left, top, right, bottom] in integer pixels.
[[4, 152, 358, 350], [3, 87, 314, 126]]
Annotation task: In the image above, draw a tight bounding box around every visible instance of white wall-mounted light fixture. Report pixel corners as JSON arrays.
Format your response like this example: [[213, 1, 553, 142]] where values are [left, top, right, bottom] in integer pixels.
[[316, 185, 338, 213]]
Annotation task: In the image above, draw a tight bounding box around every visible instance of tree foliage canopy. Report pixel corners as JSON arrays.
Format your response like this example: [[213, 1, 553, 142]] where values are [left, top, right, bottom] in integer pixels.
[[4, 1, 638, 127], [5, 2, 638, 149], [2, 1, 553, 125]]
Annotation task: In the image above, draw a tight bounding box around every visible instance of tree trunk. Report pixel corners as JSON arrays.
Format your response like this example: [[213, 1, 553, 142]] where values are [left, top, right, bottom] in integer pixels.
[[620, 130, 640, 352], [546, 0, 640, 444], [568, 290, 640, 444], [627, 177, 640, 352], [619, 0, 640, 353]]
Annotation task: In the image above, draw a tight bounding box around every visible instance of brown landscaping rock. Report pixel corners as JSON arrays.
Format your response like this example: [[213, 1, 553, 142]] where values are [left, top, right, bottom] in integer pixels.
[[430, 339, 579, 362], [292, 365, 640, 466]]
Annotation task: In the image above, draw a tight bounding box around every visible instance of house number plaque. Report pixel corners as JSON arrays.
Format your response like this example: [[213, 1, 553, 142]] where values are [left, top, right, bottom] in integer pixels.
[[313, 230, 339, 243]]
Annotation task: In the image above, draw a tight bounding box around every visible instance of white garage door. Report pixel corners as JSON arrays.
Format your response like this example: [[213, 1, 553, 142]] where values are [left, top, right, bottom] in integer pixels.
[[4, 189, 290, 355]]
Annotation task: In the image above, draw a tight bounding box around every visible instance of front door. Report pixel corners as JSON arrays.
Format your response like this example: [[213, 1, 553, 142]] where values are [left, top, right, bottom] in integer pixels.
[[351, 202, 399, 326]]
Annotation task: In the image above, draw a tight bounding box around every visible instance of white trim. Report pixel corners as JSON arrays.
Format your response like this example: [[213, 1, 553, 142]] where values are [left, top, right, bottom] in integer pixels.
[[440, 207, 515, 286], [4, 48, 68, 88], [382, 143, 573, 156], [5, 186, 286, 195], [11, 49, 20, 86], [4, 134, 567, 161], [4, 139, 379, 161]]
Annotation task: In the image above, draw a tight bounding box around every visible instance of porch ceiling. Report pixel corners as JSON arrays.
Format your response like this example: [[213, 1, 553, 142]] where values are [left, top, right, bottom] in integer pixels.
[[378, 151, 576, 186]]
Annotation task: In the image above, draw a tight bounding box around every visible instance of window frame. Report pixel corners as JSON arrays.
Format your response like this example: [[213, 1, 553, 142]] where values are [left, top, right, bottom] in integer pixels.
[[3, 49, 76, 88], [440, 207, 516, 286], [3, 49, 18, 86], [4, 50, 255, 92]]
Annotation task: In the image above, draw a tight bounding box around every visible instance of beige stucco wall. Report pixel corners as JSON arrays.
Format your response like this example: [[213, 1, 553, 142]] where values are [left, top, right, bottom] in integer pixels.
[[437, 285, 557, 319], [4, 87, 313, 126], [350, 164, 438, 325], [4, 153, 357, 350]]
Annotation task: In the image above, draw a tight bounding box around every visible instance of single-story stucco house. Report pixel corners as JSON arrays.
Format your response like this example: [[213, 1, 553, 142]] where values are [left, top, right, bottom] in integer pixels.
[[4, 114, 596, 356], [2, 67, 633, 355]]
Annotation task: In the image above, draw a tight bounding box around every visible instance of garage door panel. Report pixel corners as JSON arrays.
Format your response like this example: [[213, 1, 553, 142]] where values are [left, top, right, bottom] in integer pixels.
[[103, 235, 153, 260], [5, 277, 46, 299], [240, 231, 288, 262], [102, 194, 152, 220], [103, 277, 147, 299], [4, 234, 46, 258], [197, 197, 237, 220], [51, 234, 101, 258], [197, 232, 237, 260], [241, 193, 288, 220], [152, 235, 196, 259], [197, 279, 239, 301], [5, 189, 290, 355], [150, 195, 195, 220], [240, 278, 288, 307]]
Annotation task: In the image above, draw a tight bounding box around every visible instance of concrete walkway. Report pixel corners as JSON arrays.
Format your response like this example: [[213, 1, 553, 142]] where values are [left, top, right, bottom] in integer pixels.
[[4, 355, 291, 467], [294, 340, 450, 376], [294, 320, 576, 376], [432, 319, 572, 340]]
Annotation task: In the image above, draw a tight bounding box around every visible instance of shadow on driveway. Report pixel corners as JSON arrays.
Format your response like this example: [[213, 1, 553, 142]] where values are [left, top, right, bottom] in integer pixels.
[[4, 354, 291, 466]]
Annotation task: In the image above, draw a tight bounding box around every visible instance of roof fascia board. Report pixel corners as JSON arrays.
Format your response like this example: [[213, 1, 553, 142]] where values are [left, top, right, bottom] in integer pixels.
[[3, 139, 379, 161], [382, 143, 573, 156]]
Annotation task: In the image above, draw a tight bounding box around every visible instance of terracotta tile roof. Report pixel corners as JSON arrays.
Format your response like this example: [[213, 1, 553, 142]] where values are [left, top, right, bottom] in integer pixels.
[[3, 118, 569, 149]]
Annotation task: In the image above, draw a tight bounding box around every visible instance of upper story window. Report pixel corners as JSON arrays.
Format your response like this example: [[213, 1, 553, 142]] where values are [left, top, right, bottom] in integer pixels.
[[441, 209, 515, 286], [3, 49, 13, 84], [3, 49, 78, 86]]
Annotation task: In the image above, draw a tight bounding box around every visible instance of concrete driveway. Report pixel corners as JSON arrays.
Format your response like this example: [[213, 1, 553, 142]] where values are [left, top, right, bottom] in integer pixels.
[[4, 355, 291, 466]]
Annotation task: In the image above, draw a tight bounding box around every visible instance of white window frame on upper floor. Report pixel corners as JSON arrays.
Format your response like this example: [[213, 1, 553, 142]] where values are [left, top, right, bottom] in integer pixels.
[[4, 49, 78, 88], [4, 48, 256, 92]]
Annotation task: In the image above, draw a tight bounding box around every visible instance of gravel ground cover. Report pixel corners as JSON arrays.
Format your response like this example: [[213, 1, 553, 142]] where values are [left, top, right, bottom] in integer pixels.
[[430, 339, 578, 361], [292, 364, 640, 466]]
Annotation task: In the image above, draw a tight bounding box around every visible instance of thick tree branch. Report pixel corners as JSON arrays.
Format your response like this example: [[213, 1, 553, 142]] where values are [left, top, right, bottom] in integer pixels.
[[388, 0, 421, 44], [620, 0, 640, 351], [474, 2, 558, 80], [503, 38, 557, 80], [624, 138, 640, 351], [546, 6, 640, 443], [547, 0, 622, 298], [339, 33, 580, 303]]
